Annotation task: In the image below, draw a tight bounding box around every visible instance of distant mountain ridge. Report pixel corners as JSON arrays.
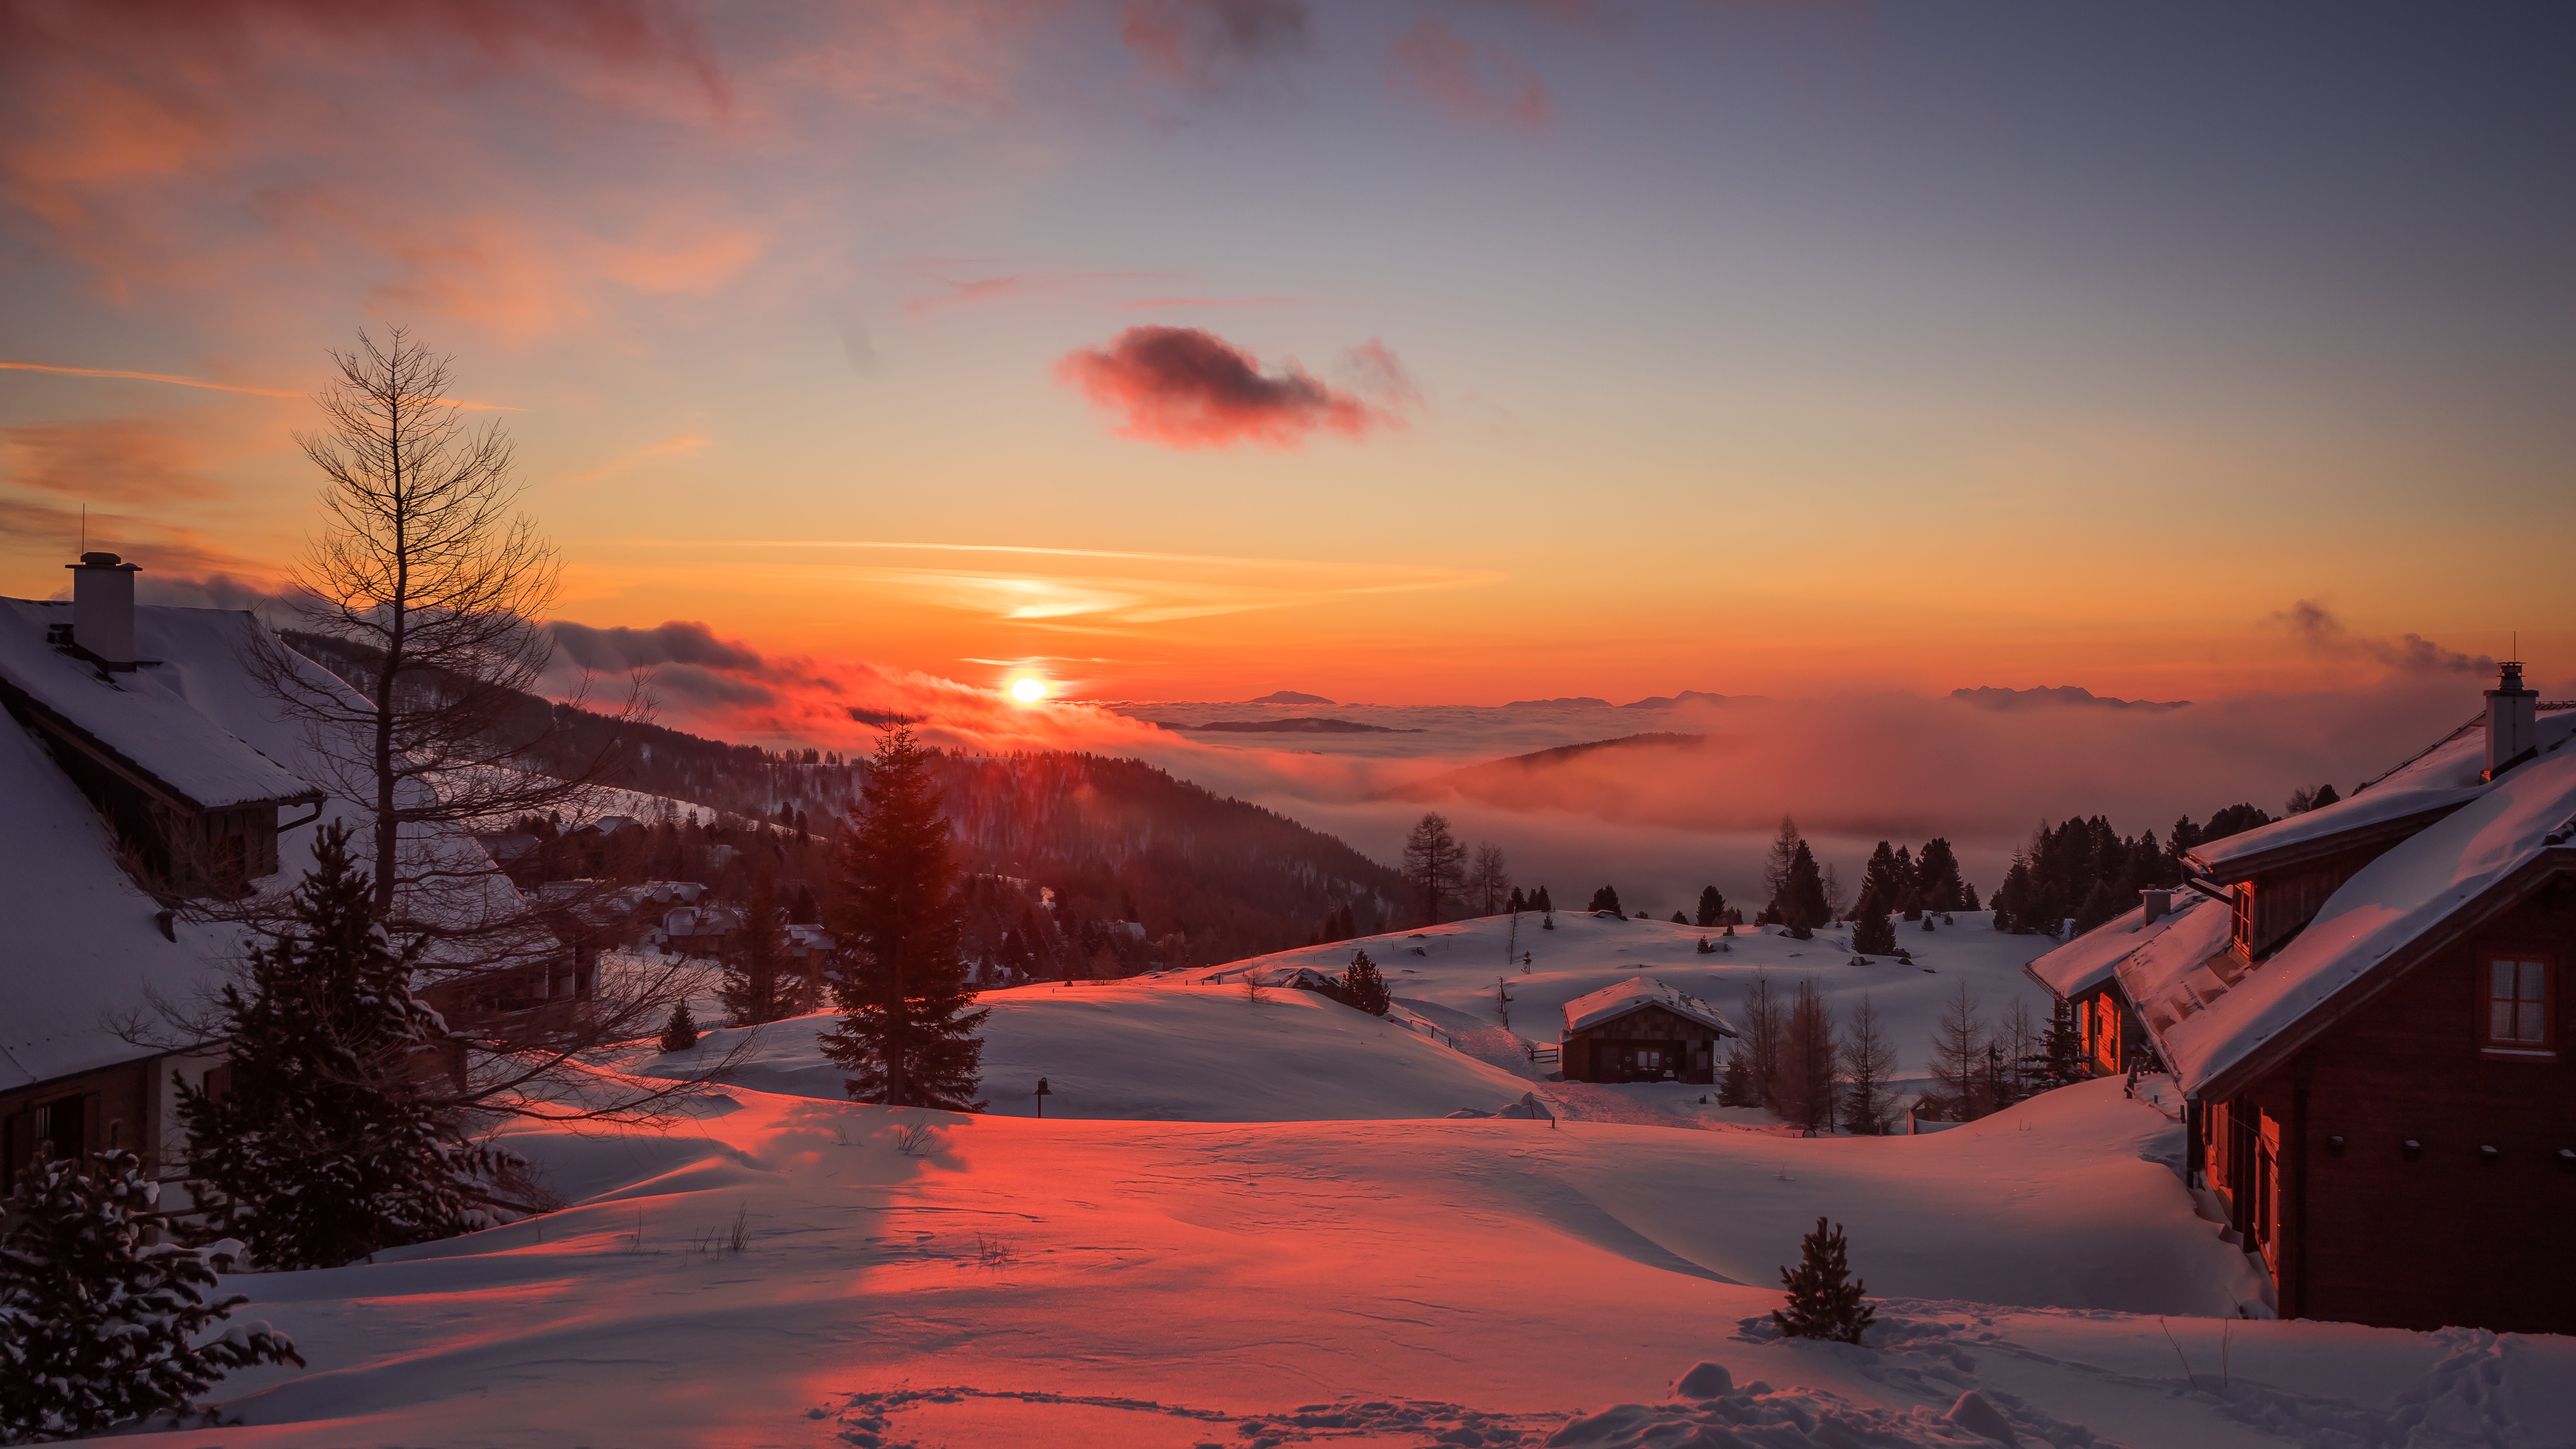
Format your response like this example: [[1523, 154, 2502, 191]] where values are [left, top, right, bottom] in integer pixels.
[[1154, 717, 1424, 735], [1951, 685, 2190, 713], [1378, 732, 1708, 803]]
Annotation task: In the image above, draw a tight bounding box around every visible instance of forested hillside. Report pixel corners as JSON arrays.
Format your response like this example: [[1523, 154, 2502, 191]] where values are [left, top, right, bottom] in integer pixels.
[[282, 630, 1401, 970]]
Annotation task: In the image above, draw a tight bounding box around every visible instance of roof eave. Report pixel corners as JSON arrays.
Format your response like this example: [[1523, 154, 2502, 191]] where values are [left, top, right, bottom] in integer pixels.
[[2178, 850, 2574, 1103], [2184, 802, 2469, 883]]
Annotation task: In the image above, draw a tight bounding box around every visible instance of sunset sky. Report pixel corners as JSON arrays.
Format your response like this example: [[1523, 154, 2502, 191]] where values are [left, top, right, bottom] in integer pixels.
[[3, 1, 2569, 729]]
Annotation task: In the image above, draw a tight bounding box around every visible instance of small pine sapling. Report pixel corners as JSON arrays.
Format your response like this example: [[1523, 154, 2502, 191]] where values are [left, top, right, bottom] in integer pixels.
[[660, 999, 700, 1054], [1773, 1216, 1876, 1344], [1541, 912, 1555, 930], [0, 1150, 304, 1441]]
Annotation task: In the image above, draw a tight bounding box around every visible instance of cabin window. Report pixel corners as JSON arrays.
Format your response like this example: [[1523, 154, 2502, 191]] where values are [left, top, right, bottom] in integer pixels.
[[2483, 956, 2554, 1053]]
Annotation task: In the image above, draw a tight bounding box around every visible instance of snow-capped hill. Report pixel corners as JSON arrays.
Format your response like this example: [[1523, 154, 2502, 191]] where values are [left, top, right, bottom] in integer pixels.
[[1214, 908, 2058, 1084]]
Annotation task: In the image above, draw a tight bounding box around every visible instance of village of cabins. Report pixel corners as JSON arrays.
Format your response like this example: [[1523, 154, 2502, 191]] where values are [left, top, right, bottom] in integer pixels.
[[5, 548, 2573, 1338]]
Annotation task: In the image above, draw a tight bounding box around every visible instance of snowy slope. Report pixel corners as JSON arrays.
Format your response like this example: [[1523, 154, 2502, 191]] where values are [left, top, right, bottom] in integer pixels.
[[640, 979, 1540, 1121], [1222, 909, 2057, 1084], [623, 911, 2054, 1128], [153, 1075, 2576, 1449]]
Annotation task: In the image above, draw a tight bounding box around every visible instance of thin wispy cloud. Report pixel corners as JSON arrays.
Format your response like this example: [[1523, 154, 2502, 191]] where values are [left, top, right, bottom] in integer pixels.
[[559, 431, 710, 485], [0, 360, 524, 410], [0, 361, 301, 398]]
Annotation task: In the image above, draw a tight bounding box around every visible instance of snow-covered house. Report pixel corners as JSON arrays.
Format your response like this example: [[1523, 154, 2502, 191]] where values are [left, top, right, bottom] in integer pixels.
[[1559, 976, 1734, 1084], [2041, 663, 2576, 1333], [2024, 890, 2230, 1077], [0, 556, 340, 1194]]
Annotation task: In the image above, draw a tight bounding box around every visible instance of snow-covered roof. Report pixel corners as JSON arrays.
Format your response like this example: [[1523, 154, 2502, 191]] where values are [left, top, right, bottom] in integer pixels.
[[0, 599, 319, 810], [1561, 976, 1735, 1037], [2024, 894, 2223, 1001], [2187, 706, 2576, 880], [2143, 744, 2576, 1097], [0, 598, 519, 1091]]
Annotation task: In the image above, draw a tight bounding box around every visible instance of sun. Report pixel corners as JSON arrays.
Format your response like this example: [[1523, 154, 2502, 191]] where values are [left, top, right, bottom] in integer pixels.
[[1009, 676, 1049, 704]]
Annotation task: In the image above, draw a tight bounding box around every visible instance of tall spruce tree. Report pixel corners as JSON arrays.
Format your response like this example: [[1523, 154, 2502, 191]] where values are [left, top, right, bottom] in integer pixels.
[[1850, 889, 1897, 955], [1695, 885, 1727, 929], [1, 1151, 304, 1440], [819, 727, 990, 1111], [176, 825, 508, 1270], [2023, 999, 2088, 1090], [1779, 843, 1829, 938], [719, 874, 796, 1026]]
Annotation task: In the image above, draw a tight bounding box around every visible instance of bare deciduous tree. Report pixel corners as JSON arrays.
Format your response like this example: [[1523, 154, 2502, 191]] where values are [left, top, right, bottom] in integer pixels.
[[1928, 980, 1987, 1120], [250, 326, 643, 924], [1464, 841, 1510, 916], [1401, 811, 1464, 924], [198, 326, 720, 1128], [1837, 993, 1897, 1135]]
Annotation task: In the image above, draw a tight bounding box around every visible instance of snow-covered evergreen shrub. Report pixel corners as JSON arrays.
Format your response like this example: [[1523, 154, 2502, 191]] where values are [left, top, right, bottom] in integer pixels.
[[0, 1150, 304, 1442], [177, 824, 511, 1271], [660, 1000, 700, 1053], [1773, 1217, 1875, 1344], [1341, 951, 1392, 1016]]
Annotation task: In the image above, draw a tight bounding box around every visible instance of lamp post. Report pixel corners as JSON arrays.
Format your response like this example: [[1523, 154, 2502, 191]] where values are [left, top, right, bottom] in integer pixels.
[[1035, 1076, 1051, 1118]]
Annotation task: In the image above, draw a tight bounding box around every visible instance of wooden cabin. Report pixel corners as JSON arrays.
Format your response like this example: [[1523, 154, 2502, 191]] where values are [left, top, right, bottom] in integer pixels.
[[1558, 976, 1734, 1084], [2041, 664, 2576, 1333], [2026, 889, 2224, 1078], [1, 559, 550, 1199]]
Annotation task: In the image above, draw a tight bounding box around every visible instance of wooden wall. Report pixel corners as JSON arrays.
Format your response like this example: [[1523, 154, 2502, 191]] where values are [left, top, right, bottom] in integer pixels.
[[2207, 872, 2576, 1332], [1563, 1003, 1723, 1084]]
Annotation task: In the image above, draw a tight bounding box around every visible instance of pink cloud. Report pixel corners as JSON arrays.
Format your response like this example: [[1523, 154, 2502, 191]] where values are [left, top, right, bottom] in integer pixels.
[[1387, 18, 1553, 131], [1055, 326, 1410, 450], [1120, 0, 1311, 91]]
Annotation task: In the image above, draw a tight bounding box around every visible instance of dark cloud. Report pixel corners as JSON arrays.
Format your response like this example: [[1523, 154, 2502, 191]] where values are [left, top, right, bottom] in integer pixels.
[[1056, 326, 1407, 449], [1120, 0, 1310, 90], [549, 619, 765, 672], [2273, 600, 2493, 674]]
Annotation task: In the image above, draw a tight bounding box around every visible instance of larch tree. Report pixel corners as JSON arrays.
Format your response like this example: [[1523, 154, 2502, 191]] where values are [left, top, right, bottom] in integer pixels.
[[819, 727, 990, 1111], [229, 326, 706, 1127], [1837, 993, 1898, 1134], [1759, 815, 1803, 922], [1775, 978, 1837, 1131], [1464, 842, 1511, 916], [1400, 812, 1464, 924], [1735, 975, 1785, 1113], [250, 326, 646, 927], [1927, 980, 1988, 1120]]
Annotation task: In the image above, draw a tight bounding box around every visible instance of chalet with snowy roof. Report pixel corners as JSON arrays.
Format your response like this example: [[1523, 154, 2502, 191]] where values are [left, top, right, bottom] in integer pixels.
[[1558, 976, 1734, 1084], [2036, 662, 2576, 1333], [2025, 890, 2229, 1078], [0, 555, 337, 1194], [1, 551, 555, 1197]]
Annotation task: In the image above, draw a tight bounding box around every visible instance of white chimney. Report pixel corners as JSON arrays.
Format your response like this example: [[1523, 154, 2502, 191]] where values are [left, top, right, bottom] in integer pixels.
[[2139, 889, 2171, 927], [65, 551, 141, 668], [2485, 660, 2538, 781]]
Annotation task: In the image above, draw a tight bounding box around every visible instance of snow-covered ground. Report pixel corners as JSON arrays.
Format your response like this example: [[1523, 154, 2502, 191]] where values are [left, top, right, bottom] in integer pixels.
[[635, 910, 2061, 1129], [151, 1075, 2576, 1448], [100, 913, 2575, 1447]]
